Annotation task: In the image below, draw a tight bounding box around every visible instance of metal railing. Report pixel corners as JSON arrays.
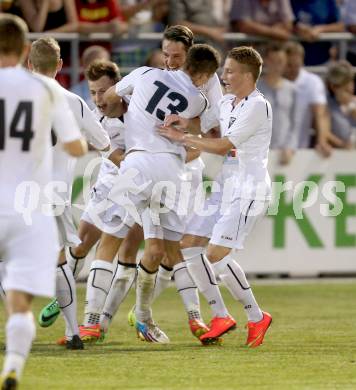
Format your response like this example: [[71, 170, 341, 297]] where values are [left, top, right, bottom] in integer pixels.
[[28, 32, 356, 86]]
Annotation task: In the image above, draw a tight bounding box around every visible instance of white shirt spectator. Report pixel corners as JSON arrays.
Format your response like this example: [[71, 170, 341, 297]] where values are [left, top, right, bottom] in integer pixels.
[[293, 68, 327, 148]]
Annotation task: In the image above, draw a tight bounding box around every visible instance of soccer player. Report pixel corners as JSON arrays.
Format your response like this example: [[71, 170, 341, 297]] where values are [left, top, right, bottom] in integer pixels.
[[101, 25, 228, 342], [0, 14, 87, 388], [159, 46, 273, 346], [67, 59, 127, 279], [102, 43, 236, 343], [37, 59, 143, 343], [28, 37, 110, 349]]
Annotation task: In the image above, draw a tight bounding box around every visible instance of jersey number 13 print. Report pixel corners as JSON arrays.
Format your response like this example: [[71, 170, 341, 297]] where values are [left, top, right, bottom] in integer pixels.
[[145, 81, 188, 121]]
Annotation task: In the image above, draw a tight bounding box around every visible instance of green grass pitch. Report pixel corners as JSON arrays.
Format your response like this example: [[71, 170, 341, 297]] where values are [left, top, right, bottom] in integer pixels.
[[0, 282, 355, 389]]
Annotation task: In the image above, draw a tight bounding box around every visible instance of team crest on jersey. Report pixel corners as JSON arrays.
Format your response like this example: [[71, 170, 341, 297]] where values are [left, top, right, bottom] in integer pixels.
[[228, 117, 236, 128]]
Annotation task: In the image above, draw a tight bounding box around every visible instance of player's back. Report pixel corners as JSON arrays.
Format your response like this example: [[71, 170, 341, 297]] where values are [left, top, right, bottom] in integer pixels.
[[118, 67, 207, 158], [0, 68, 73, 212]]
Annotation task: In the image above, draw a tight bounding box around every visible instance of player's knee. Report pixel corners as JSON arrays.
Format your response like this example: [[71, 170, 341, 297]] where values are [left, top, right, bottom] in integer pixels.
[[205, 246, 224, 263], [73, 244, 89, 258], [147, 244, 165, 264], [180, 234, 208, 249]]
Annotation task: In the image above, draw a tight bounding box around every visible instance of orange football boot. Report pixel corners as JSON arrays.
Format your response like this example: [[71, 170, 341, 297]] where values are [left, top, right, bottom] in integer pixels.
[[246, 311, 272, 348]]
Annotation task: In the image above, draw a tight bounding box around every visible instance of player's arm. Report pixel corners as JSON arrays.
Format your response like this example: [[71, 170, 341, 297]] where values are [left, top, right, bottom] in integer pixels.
[[103, 66, 150, 118], [63, 139, 88, 157], [102, 85, 127, 118], [108, 148, 125, 166], [79, 98, 110, 151], [185, 147, 201, 162], [49, 79, 88, 157], [159, 126, 233, 156]]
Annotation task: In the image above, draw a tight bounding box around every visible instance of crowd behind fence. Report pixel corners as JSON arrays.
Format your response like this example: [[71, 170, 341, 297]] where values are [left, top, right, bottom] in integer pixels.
[[28, 32, 356, 86]]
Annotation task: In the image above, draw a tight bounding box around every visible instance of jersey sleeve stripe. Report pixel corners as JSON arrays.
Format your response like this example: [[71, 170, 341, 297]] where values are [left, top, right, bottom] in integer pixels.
[[78, 98, 84, 118]]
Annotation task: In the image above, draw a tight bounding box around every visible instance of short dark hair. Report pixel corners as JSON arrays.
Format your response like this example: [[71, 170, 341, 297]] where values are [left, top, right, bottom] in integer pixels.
[[163, 25, 194, 51], [227, 46, 263, 82], [85, 60, 121, 82], [29, 37, 61, 73], [184, 44, 220, 77], [0, 14, 28, 57]]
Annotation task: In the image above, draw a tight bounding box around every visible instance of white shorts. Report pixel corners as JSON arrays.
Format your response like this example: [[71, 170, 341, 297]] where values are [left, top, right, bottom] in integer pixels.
[[107, 151, 185, 240], [0, 212, 59, 297], [181, 163, 204, 227], [80, 169, 120, 232], [210, 198, 269, 249], [184, 184, 222, 238], [55, 205, 81, 250]]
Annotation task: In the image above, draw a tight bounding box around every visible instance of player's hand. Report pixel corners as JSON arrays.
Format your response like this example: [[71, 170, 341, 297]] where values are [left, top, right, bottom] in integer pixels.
[[158, 125, 185, 142], [163, 114, 189, 129]]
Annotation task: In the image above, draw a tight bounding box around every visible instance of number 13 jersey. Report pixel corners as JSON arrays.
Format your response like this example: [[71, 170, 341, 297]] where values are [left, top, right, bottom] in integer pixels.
[[115, 66, 208, 160]]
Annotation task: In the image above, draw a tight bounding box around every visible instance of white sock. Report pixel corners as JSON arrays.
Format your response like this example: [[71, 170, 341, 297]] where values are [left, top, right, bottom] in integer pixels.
[[3, 312, 36, 379], [152, 265, 173, 301], [173, 262, 201, 321], [66, 247, 86, 280], [213, 255, 263, 322], [135, 263, 157, 323], [56, 263, 79, 338], [100, 261, 136, 331], [185, 252, 229, 318], [84, 259, 113, 326]]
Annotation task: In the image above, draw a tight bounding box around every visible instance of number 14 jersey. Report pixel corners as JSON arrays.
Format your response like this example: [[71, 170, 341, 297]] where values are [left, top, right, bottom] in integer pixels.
[[0, 67, 81, 213], [115, 67, 208, 160]]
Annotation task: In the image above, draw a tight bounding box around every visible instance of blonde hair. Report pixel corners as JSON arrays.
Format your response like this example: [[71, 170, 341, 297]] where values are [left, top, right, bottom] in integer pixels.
[[29, 37, 61, 73], [227, 46, 263, 82], [326, 60, 355, 88], [284, 41, 305, 58]]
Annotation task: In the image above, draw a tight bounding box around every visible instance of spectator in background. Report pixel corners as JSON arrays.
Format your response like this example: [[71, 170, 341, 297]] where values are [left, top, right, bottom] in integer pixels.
[[144, 48, 165, 68], [168, 0, 226, 45], [70, 45, 110, 108], [325, 60, 356, 146], [230, 0, 294, 41], [343, 0, 356, 66], [120, 0, 168, 32], [284, 41, 345, 156], [75, 0, 128, 35], [0, 0, 23, 16], [258, 42, 297, 164], [292, 0, 344, 65], [18, 0, 78, 32]]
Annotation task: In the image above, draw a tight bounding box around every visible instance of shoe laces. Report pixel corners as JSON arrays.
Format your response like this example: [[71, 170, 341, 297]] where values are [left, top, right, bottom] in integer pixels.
[[48, 301, 59, 311]]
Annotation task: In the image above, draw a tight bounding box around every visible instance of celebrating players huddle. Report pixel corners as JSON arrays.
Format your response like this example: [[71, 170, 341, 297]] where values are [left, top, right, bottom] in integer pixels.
[[0, 14, 272, 390]]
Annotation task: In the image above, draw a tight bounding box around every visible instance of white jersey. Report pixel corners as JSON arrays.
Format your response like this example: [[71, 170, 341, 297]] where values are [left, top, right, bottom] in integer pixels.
[[187, 72, 223, 171], [53, 87, 110, 204], [200, 72, 223, 133], [0, 67, 82, 213], [92, 107, 125, 152], [92, 107, 125, 178], [115, 66, 208, 160], [209, 90, 272, 201]]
